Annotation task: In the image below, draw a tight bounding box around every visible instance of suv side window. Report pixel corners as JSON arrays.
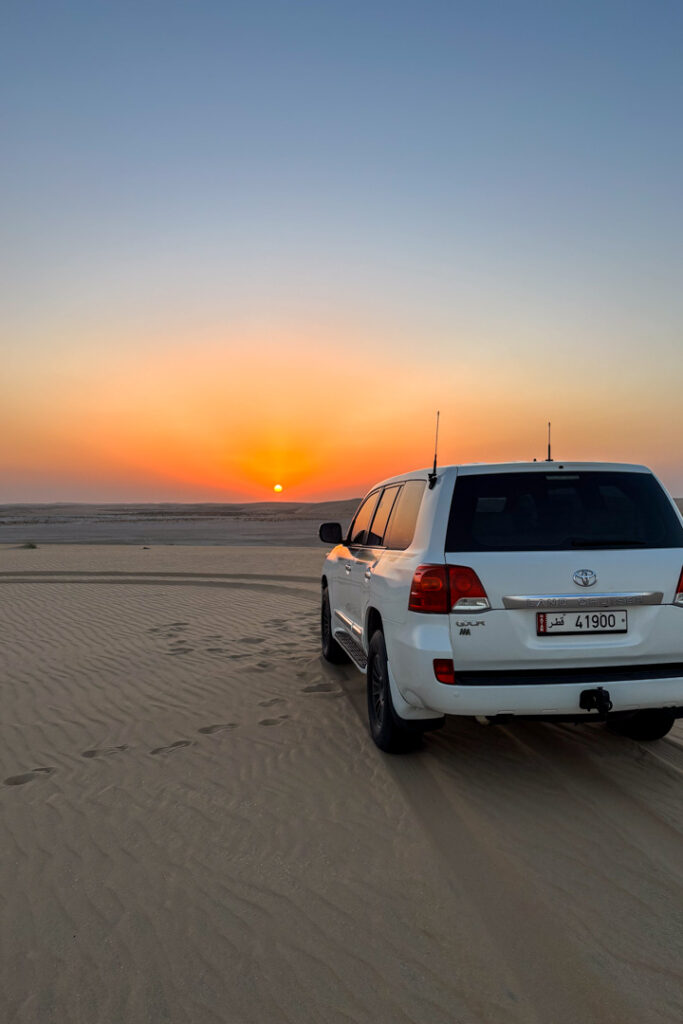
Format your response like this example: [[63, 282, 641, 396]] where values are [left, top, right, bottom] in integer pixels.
[[348, 491, 381, 546], [366, 486, 401, 546], [384, 480, 426, 550]]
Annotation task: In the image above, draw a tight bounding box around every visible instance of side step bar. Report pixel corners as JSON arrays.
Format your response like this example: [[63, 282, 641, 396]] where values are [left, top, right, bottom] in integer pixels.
[[334, 630, 367, 670]]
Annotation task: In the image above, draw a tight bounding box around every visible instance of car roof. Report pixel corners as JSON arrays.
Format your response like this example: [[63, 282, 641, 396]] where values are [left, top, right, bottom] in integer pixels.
[[369, 461, 652, 491], [451, 461, 651, 475]]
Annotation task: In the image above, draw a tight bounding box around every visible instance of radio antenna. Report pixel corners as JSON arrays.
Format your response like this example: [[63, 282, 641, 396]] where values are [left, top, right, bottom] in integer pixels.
[[545, 421, 553, 462], [428, 411, 440, 488]]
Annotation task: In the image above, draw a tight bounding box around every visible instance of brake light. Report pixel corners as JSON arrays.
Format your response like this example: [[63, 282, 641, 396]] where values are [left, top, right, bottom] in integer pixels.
[[409, 565, 449, 613], [408, 564, 490, 613], [675, 567, 683, 605]]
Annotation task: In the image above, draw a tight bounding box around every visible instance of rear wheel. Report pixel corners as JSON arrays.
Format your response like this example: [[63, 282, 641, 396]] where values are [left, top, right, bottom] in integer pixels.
[[607, 709, 675, 742], [321, 587, 349, 663], [367, 631, 418, 753]]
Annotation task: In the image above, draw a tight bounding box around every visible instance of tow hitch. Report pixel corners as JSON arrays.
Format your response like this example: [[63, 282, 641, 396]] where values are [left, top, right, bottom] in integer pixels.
[[579, 686, 613, 717]]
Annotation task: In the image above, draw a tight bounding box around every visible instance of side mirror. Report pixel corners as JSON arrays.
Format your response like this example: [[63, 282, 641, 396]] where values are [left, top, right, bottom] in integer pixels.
[[319, 522, 343, 545]]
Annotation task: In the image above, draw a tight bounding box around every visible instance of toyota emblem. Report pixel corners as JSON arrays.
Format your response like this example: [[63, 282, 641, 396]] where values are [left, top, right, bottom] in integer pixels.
[[573, 569, 597, 588]]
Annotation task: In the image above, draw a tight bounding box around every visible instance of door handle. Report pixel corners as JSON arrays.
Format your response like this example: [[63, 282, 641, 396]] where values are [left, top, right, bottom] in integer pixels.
[[364, 567, 373, 580], [345, 563, 352, 573]]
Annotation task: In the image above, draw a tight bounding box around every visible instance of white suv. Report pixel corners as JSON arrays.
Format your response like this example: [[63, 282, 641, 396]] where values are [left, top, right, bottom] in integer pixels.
[[319, 462, 683, 752]]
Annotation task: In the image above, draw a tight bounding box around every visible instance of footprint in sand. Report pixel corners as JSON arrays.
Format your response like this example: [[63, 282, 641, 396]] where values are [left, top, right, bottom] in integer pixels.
[[150, 740, 193, 756], [258, 715, 290, 727], [166, 647, 194, 656], [207, 647, 226, 654], [258, 697, 284, 708], [256, 660, 272, 670], [197, 723, 237, 735], [242, 636, 265, 645], [81, 745, 129, 759], [158, 624, 189, 639], [4, 766, 56, 787], [301, 682, 339, 694]]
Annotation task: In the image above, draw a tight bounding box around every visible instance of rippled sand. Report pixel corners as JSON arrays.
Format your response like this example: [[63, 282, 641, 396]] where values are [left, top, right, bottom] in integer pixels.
[[1, 544, 682, 1023]]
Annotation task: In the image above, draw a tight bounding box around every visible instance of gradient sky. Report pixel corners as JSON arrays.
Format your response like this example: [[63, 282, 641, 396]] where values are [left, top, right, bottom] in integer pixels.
[[3, 0, 683, 501]]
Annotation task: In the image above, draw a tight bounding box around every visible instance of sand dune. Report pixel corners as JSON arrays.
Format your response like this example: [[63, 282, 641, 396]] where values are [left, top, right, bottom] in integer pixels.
[[1, 543, 682, 1023], [0, 500, 360, 546]]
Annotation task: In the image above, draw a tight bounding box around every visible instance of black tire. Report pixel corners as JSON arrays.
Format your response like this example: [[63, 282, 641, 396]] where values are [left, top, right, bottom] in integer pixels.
[[367, 631, 418, 753], [607, 709, 676, 742], [321, 587, 349, 663]]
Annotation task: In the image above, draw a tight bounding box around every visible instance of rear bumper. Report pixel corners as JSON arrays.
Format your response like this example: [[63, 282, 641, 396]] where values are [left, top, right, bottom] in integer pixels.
[[420, 677, 683, 717], [385, 618, 683, 717]]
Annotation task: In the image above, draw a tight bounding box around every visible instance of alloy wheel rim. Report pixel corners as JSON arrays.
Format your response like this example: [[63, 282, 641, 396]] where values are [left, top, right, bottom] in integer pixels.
[[370, 658, 385, 724]]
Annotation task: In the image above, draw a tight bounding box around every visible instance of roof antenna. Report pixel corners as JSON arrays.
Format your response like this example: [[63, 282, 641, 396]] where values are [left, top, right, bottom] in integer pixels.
[[545, 421, 553, 462], [428, 411, 440, 488]]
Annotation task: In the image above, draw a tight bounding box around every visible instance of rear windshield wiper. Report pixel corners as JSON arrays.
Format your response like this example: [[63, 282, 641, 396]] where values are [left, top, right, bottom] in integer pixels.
[[569, 537, 646, 548]]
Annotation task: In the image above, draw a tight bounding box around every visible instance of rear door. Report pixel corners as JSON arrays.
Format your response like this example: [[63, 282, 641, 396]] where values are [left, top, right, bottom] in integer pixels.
[[334, 490, 381, 636], [444, 469, 683, 669], [346, 485, 402, 640]]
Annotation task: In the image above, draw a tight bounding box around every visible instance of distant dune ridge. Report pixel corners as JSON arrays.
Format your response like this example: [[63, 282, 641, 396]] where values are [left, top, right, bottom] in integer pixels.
[[0, 500, 361, 545]]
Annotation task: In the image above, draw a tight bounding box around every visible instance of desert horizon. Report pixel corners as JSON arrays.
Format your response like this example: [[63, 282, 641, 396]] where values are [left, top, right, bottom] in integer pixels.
[[0, 500, 361, 546]]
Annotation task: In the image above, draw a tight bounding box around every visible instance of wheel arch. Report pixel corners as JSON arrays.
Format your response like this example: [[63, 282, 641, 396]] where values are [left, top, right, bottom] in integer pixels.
[[365, 606, 383, 644]]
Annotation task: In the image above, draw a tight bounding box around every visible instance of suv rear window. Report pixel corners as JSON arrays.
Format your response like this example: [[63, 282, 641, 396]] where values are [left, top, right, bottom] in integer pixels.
[[446, 472, 683, 551]]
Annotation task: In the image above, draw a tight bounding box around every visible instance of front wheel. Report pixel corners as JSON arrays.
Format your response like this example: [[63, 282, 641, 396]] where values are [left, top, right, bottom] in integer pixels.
[[607, 709, 675, 742], [367, 631, 418, 754]]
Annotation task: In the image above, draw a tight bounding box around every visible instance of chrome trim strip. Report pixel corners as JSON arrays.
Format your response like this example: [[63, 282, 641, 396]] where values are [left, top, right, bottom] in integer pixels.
[[502, 591, 663, 610], [451, 606, 493, 614], [453, 597, 491, 611], [334, 609, 363, 636]]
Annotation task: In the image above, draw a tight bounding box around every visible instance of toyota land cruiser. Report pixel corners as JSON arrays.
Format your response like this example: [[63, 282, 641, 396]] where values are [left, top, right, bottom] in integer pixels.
[[319, 462, 683, 752]]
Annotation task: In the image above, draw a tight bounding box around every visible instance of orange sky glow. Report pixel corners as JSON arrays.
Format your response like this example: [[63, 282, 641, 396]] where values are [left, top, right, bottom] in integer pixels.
[[4, 320, 683, 502]]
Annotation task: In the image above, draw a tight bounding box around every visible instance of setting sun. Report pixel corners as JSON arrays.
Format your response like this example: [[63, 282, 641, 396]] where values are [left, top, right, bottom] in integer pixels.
[[273, 483, 283, 493]]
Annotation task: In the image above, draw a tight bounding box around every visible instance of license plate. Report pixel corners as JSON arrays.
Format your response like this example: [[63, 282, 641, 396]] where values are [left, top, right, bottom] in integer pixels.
[[537, 610, 628, 635]]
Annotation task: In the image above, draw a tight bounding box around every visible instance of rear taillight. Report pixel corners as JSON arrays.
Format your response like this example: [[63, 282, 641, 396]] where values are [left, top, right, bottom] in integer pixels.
[[408, 564, 490, 613], [675, 568, 683, 605], [409, 565, 450, 613], [448, 565, 489, 610]]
